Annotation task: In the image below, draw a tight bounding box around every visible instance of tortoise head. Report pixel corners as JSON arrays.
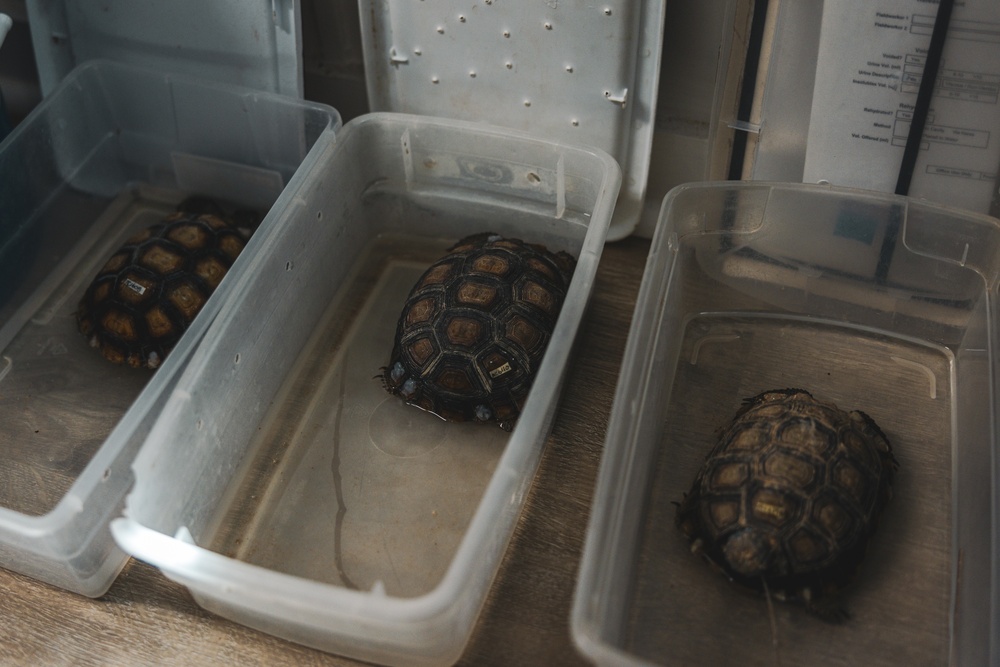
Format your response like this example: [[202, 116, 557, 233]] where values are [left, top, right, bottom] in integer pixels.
[[722, 528, 780, 578]]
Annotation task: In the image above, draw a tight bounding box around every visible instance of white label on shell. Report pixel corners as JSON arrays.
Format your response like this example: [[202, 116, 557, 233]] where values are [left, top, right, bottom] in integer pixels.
[[489, 361, 512, 379], [123, 278, 147, 295]]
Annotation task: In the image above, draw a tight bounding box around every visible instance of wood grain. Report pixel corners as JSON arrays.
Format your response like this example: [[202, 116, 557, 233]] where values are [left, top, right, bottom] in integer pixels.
[[0, 237, 651, 667]]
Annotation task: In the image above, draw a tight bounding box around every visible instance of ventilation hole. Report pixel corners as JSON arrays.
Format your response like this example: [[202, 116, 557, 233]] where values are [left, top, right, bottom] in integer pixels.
[[234, 353, 241, 365], [527, 172, 541, 183], [285, 260, 293, 271]]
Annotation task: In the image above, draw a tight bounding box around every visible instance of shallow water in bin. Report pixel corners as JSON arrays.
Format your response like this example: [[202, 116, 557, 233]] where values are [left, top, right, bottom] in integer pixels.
[[628, 314, 952, 666], [209, 236, 509, 598], [0, 187, 194, 516]]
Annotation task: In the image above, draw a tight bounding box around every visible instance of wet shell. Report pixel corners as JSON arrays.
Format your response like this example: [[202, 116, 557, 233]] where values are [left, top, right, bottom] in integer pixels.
[[76, 200, 248, 369], [382, 232, 576, 431], [675, 388, 897, 619]]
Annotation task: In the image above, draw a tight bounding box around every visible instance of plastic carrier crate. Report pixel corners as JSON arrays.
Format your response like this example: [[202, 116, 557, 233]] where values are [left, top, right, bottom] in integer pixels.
[[0, 60, 338, 596], [573, 182, 1000, 666], [111, 112, 620, 666]]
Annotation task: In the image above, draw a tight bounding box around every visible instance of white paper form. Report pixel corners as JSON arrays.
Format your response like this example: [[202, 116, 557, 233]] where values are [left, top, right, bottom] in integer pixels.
[[802, 0, 1000, 215]]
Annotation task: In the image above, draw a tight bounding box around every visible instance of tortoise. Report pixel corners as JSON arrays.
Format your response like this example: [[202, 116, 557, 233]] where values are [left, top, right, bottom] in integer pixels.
[[76, 198, 250, 369], [675, 388, 898, 620], [381, 232, 576, 431]]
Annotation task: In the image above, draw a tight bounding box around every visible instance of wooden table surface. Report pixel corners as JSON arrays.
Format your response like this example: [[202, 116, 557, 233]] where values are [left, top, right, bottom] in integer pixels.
[[0, 236, 651, 667]]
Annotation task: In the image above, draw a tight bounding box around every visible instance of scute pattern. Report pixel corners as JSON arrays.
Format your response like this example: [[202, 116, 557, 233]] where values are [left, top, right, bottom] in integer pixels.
[[77, 200, 248, 369], [675, 388, 897, 617], [382, 232, 576, 431]]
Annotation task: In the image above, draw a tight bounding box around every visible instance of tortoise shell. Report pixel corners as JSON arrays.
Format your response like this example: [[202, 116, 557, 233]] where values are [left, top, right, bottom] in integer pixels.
[[76, 200, 248, 369], [382, 232, 576, 431], [675, 388, 897, 618]]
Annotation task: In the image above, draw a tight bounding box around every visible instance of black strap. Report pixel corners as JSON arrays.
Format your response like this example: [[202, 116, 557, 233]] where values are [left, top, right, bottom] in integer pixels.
[[894, 0, 955, 196], [878, 0, 954, 284]]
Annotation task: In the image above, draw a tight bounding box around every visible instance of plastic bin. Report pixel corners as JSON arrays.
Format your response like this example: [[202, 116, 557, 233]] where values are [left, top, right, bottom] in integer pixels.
[[572, 182, 1000, 666], [0, 60, 339, 596], [111, 112, 621, 666], [358, 0, 666, 241], [26, 0, 302, 97]]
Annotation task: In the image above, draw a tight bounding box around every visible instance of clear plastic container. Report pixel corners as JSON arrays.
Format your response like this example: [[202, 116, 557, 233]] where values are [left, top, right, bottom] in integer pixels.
[[26, 0, 302, 97], [0, 60, 339, 596], [358, 0, 665, 240], [112, 112, 621, 666], [572, 182, 1000, 666], [739, 2, 1000, 220]]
